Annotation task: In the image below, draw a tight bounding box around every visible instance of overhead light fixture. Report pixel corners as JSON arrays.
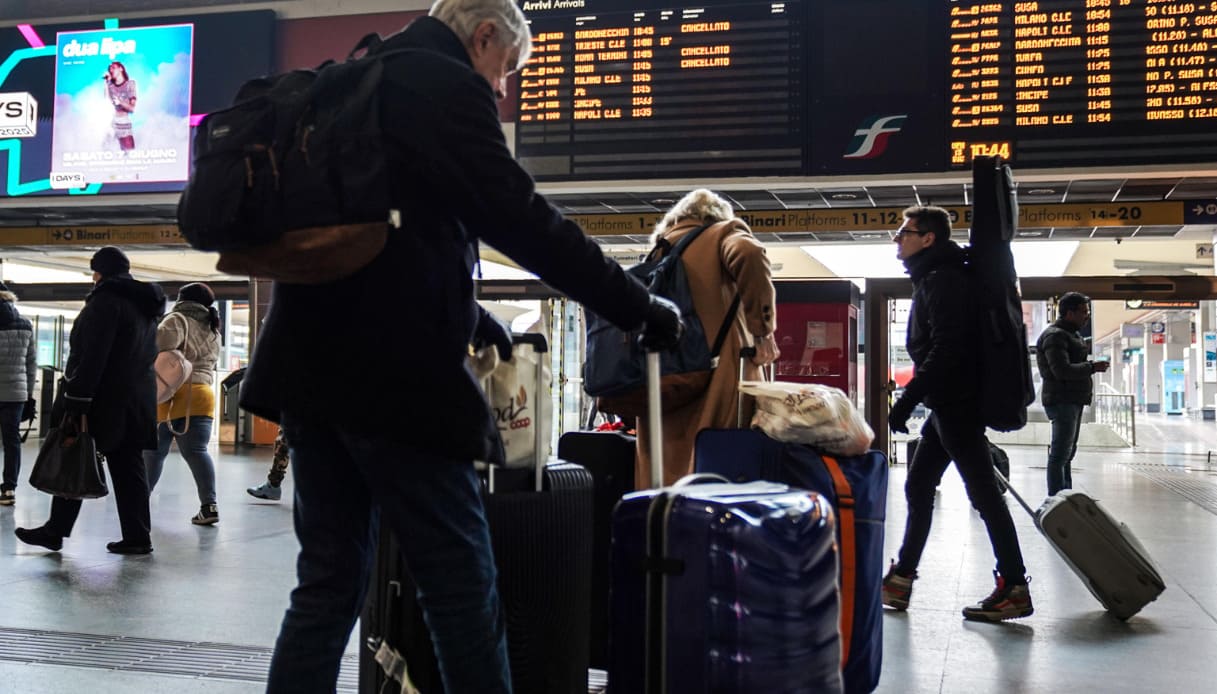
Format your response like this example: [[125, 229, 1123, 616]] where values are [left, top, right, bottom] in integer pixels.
[[1027, 188, 1056, 195], [650, 198, 675, 205], [829, 192, 857, 200], [1019, 230, 1045, 237]]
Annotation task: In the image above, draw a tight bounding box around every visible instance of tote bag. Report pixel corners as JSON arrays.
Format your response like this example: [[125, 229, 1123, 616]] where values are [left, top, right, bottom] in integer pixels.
[[29, 414, 109, 500]]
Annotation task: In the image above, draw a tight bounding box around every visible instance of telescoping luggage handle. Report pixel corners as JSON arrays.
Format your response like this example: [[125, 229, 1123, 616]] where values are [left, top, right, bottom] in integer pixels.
[[521, 334, 550, 493], [993, 467, 1038, 521], [646, 351, 663, 488]]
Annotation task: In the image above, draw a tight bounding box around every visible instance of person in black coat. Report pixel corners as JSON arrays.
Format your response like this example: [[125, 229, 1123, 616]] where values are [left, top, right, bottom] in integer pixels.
[[882, 206, 1032, 623], [16, 246, 164, 555], [242, 2, 682, 692]]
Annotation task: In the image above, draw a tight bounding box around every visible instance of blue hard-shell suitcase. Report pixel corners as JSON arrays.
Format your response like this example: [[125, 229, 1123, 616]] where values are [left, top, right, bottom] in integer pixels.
[[695, 429, 887, 694], [608, 480, 843, 694]]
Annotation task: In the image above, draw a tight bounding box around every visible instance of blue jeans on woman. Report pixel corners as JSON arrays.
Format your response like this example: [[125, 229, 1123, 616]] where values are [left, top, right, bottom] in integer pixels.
[[266, 414, 510, 694], [144, 416, 217, 505], [1045, 403, 1084, 496]]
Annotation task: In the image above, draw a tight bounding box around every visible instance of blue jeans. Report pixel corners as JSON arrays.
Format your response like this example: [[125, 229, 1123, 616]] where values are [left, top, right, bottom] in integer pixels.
[[0, 401, 23, 489], [144, 417, 217, 505], [1045, 403, 1084, 496], [266, 415, 510, 694]]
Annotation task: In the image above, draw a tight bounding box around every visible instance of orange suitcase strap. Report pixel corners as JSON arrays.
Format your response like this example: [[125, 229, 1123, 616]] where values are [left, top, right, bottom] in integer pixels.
[[821, 455, 855, 664]]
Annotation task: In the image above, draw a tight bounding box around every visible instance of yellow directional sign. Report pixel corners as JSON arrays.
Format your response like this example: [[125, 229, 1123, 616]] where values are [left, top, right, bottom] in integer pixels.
[[0, 200, 1190, 247], [0, 225, 185, 246], [571, 201, 1185, 237]]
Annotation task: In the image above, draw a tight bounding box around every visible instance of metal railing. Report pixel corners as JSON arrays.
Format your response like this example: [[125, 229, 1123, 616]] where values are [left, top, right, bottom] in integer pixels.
[[1093, 391, 1136, 447]]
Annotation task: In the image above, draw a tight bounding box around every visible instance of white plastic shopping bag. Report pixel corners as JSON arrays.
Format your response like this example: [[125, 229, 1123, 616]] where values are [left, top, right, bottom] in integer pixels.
[[739, 380, 874, 456]]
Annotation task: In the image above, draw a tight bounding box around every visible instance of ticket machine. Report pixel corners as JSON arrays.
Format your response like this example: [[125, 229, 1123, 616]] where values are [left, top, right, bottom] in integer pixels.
[[772, 280, 861, 403]]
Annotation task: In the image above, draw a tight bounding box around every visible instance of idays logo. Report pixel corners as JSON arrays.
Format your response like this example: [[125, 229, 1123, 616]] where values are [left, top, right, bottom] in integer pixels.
[[843, 114, 907, 159], [0, 92, 37, 138]]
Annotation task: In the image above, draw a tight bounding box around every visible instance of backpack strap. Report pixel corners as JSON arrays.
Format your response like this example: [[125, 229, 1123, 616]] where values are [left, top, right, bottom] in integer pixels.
[[657, 223, 741, 365], [821, 454, 855, 664], [165, 312, 194, 436]]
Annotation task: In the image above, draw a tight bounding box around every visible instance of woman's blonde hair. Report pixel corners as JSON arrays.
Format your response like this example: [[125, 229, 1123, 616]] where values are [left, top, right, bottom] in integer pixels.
[[652, 188, 736, 243]]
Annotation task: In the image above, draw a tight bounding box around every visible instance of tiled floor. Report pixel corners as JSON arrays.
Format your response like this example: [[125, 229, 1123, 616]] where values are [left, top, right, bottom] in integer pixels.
[[877, 415, 1217, 693], [0, 414, 1214, 692]]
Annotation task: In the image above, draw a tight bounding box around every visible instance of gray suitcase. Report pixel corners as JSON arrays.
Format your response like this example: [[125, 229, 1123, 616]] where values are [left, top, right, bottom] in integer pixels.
[[999, 472, 1165, 620]]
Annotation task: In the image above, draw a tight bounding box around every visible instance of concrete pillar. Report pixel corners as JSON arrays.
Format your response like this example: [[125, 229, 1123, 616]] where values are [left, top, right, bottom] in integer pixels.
[[1144, 324, 1165, 412], [1104, 335, 1124, 395], [1198, 302, 1217, 419]]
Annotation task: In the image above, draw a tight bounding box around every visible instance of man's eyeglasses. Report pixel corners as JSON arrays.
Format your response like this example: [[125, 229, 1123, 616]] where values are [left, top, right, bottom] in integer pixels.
[[894, 228, 928, 240]]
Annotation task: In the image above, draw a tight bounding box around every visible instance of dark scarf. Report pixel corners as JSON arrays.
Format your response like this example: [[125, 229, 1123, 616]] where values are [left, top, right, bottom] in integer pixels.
[[903, 240, 965, 283]]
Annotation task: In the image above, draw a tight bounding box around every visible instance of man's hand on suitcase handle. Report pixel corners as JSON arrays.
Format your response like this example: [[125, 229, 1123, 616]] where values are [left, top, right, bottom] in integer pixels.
[[639, 295, 683, 352]]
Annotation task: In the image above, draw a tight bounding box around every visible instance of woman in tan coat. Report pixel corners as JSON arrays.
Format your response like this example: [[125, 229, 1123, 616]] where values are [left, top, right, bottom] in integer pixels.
[[636, 189, 780, 486]]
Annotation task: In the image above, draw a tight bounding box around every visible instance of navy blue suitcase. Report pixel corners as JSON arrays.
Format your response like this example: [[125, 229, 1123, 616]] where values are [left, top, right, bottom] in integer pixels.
[[695, 429, 887, 694], [608, 480, 843, 694]]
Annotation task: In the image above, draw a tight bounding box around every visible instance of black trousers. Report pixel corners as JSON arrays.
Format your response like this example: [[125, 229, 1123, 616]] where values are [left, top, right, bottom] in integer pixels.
[[895, 405, 1027, 582], [47, 443, 151, 545]]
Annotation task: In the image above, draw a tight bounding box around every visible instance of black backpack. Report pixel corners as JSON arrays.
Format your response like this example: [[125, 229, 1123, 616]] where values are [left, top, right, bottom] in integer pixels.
[[177, 34, 402, 284], [967, 156, 1035, 431], [583, 223, 740, 419]]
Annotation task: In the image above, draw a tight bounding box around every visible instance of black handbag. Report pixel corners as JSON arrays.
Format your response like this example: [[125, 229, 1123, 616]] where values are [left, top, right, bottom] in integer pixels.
[[29, 414, 109, 500]]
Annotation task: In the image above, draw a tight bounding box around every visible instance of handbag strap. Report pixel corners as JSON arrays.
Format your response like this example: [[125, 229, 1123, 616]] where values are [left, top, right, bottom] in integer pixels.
[[164, 312, 195, 435]]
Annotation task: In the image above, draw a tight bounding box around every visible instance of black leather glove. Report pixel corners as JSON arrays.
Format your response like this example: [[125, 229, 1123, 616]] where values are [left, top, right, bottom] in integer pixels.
[[639, 295, 683, 352], [21, 398, 35, 422], [889, 396, 915, 434], [473, 309, 513, 361]]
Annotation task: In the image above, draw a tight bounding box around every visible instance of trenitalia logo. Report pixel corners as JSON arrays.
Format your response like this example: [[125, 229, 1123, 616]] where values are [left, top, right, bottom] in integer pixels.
[[842, 114, 908, 159]]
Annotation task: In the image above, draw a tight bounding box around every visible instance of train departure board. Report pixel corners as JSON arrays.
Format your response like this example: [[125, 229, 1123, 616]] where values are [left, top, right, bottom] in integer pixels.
[[515, 0, 806, 181], [947, 0, 1217, 168]]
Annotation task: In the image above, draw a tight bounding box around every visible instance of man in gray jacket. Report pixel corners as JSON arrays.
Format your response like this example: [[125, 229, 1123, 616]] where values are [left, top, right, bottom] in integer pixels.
[[0, 282, 36, 506], [1036, 292, 1109, 496]]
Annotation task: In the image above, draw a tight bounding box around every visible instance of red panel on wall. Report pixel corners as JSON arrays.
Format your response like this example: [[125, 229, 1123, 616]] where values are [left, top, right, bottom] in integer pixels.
[[277, 11, 518, 122]]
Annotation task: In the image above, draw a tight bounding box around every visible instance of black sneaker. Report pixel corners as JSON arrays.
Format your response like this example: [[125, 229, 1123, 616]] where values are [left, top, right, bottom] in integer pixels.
[[15, 526, 62, 551], [192, 504, 219, 526], [962, 572, 1034, 622], [0, 487, 14, 506]]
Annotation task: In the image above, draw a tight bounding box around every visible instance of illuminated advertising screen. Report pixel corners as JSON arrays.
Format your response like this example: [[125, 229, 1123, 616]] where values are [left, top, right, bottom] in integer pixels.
[[0, 11, 273, 198], [50, 24, 194, 188]]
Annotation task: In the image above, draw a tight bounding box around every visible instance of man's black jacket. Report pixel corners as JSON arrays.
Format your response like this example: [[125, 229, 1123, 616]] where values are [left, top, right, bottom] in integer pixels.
[[61, 276, 163, 453], [901, 241, 980, 411], [1036, 319, 1095, 406], [240, 16, 651, 462]]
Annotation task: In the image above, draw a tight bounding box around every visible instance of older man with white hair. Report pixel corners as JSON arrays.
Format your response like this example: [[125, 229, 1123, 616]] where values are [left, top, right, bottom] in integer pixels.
[[246, 1, 683, 692]]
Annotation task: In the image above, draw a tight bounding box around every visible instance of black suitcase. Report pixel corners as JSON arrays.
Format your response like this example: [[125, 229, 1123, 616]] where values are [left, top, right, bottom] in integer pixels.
[[360, 336, 594, 694], [557, 429, 637, 669]]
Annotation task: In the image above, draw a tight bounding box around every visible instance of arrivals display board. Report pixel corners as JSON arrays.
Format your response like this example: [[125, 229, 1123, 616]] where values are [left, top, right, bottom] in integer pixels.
[[516, 0, 807, 179]]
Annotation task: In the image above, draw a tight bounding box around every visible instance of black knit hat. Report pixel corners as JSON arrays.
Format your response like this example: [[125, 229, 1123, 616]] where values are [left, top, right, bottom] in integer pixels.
[[178, 282, 215, 306], [90, 246, 130, 277]]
